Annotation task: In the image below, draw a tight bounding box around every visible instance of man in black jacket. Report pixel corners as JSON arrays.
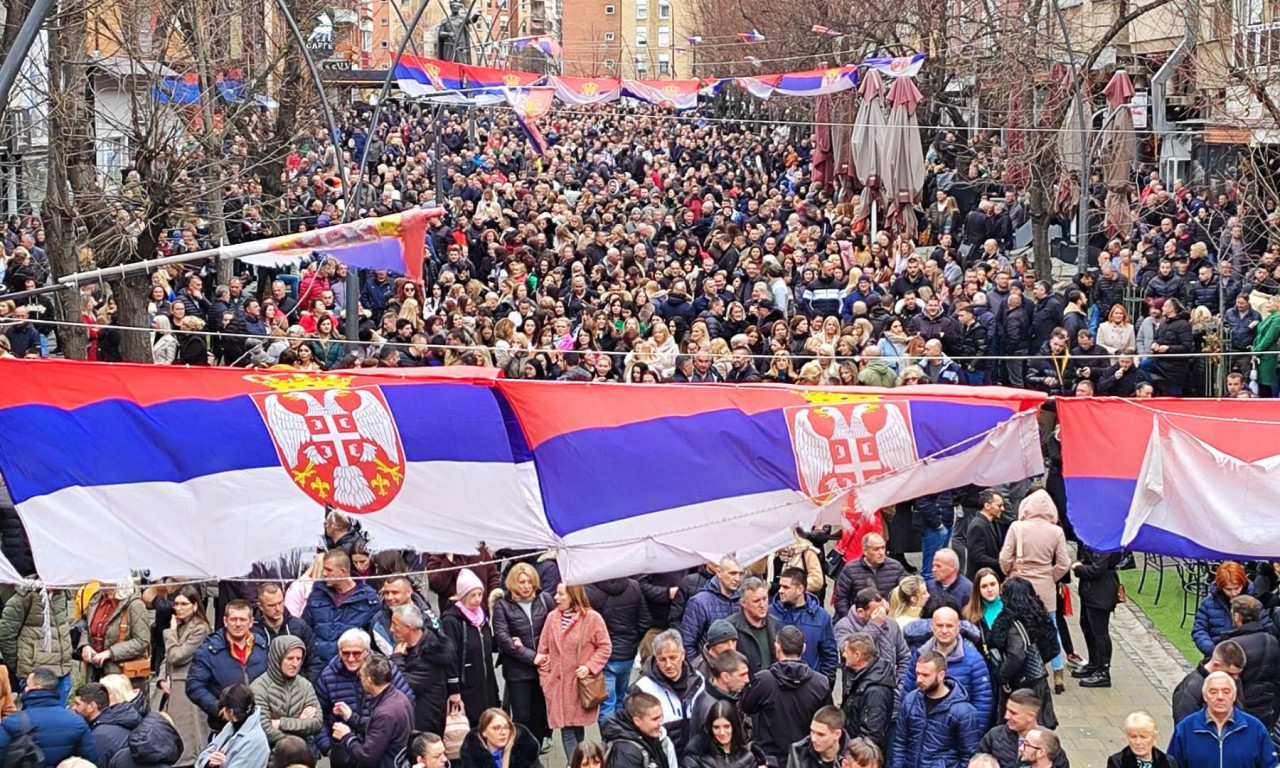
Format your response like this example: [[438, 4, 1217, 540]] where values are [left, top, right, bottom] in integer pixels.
[[975, 689, 1069, 768], [1001, 292, 1031, 387], [965, 489, 1004, 580], [833, 534, 904, 618], [1222, 596, 1280, 728], [741, 626, 830, 763], [254, 583, 318, 678], [838, 633, 895, 755], [1171, 639, 1245, 724], [689, 651, 750, 732], [637, 571, 686, 658], [587, 578, 653, 721], [388, 603, 461, 737], [602, 693, 676, 768], [727, 578, 780, 677]]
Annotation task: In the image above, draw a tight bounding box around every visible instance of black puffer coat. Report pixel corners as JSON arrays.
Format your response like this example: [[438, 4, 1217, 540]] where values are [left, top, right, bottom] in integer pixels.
[[586, 579, 652, 661]]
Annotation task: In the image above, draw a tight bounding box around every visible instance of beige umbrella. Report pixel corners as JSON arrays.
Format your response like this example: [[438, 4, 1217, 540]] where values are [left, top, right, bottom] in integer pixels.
[[852, 69, 887, 233], [1099, 71, 1137, 239], [882, 76, 927, 241]]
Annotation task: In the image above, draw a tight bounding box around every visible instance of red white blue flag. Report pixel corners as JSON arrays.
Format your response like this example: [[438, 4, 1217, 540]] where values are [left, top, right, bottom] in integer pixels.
[[863, 53, 926, 78], [548, 76, 622, 106], [739, 66, 859, 100], [504, 86, 556, 154], [622, 79, 701, 110]]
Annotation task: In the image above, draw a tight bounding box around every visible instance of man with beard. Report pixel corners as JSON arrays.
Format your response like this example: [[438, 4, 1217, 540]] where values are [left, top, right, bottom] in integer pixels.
[[630, 629, 704, 758], [888, 651, 981, 768], [689, 651, 750, 731]]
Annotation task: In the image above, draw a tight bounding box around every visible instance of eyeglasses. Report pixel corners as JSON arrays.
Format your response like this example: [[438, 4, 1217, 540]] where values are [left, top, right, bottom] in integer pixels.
[[340, 650, 366, 659]]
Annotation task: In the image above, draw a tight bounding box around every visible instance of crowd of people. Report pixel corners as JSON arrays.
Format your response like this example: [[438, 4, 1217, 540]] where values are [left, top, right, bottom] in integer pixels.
[[0, 488, 1272, 768], [0, 102, 1278, 400]]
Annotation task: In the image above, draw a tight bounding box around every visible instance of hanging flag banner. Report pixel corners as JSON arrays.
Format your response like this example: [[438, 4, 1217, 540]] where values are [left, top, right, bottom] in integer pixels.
[[738, 66, 859, 100], [395, 54, 469, 101], [461, 64, 543, 104], [513, 35, 562, 60], [738, 29, 766, 43], [1059, 398, 1280, 561], [549, 76, 623, 106], [622, 79, 702, 110], [863, 53, 927, 78], [687, 35, 703, 45], [239, 208, 439, 283], [811, 24, 842, 37], [0, 363, 1044, 586], [504, 86, 556, 155]]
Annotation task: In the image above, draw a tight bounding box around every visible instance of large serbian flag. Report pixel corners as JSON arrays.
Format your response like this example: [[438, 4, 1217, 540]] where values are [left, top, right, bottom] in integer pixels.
[[0, 363, 1043, 585], [504, 87, 556, 155], [1059, 398, 1280, 560], [622, 79, 701, 110], [237, 208, 440, 283], [462, 64, 543, 104], [395, 54, 467, 100], [549, 76, 622, 106], [495, 382, 1044, 582], [739, 66, 859, 100]]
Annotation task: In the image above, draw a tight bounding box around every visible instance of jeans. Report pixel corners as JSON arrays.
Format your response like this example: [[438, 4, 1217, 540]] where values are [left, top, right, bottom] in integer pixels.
[[1046, 611, 1064, 671], [1080, 606, 1113, 668], [561, 726, 585, 761], [599, 658, 634, 721], [920, 525, 951, 584]]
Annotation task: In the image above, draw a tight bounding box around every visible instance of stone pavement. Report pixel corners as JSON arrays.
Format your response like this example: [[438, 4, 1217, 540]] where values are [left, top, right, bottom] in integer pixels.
[[1052, 602, 1192, 768]]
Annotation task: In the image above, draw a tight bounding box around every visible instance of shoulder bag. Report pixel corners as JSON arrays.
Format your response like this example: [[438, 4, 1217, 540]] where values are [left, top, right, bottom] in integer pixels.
[[575, 614, 608, 710], [116, 604, 152, 680]]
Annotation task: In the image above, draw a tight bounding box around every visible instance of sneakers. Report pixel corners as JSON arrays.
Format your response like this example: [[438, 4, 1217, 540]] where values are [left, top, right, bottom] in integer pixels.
[[1079, 667, 1112, 688], [1065, 653, 1087, 670]]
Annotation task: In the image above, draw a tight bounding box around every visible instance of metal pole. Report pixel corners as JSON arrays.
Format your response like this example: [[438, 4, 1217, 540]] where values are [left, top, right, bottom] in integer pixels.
[[0, 0, 56, 115], [273, 0, 349, 197], [1048, 0, 1091, 267], [345, 268, 360, 340]]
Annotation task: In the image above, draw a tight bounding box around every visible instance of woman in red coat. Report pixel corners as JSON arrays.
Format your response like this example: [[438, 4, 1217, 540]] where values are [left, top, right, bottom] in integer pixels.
[[537, 583, 611, 762]]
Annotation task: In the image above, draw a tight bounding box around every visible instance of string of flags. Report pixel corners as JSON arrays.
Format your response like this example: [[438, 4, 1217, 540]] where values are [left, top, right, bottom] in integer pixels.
[[738, 29, 766, 43], [811, 24, 843, 37]]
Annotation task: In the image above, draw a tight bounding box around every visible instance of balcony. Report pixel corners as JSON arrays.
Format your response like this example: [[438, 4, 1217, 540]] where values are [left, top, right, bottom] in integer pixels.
[[1235, 22, 1280, 71]]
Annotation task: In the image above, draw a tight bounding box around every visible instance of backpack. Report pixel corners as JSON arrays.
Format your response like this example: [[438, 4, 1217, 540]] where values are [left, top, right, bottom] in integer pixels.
[[3, 713, 46, 768]]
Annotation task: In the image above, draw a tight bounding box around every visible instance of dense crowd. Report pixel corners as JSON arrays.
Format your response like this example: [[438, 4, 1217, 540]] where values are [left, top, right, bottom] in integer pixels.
[[0, 490, 1274, 768], [1, 102, 1279, 400]]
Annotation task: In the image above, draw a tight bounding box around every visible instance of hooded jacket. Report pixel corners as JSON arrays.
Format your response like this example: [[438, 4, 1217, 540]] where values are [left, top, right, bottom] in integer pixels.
[[630, 656, 705, 756], [0, 585, 74, 677], [587, 578, 653, 661], [999, 490, 1070, 613], [249, 635, 322, 746], [768, 595, 839, 681], [833, 609, 911, 682], [888, 679, 982, 768], [1223, 621, 1280, 728], [679, 577, 740, 656], [90, 702, 144, 768], [740, 659, 831, 759], [186, 630, 270, 726], [841, 658, 896, 754], [0, 688, 98, 767], [196, 707, 270, 768], [601, 710, 678, 768], [107, 714, 184, 768]]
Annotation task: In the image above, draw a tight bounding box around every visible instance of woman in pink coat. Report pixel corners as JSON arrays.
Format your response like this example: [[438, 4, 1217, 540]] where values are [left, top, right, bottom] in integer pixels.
[[537, 583, 612, 762], [1000, 489, 1071, 686]]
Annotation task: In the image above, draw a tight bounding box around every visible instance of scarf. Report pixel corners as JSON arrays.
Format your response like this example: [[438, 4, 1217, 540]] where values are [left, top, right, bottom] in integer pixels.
[[983, 596, 1003, 629], [88, 594, 121, 653], [457, 601, 487, 628]]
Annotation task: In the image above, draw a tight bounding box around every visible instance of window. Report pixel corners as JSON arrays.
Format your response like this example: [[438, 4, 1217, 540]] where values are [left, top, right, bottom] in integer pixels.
[[604, 31, 615, 40], [658, 1, 670, 17], [379, 16, 388, 24], [636, 26, 647, 45], [604, 4, 615, 12], [657, 25, 669, 45], [658, 52, 670, 73], [380, 40, 389, 46], [604, 58, 616, 68], [636, 0, 647, 18]]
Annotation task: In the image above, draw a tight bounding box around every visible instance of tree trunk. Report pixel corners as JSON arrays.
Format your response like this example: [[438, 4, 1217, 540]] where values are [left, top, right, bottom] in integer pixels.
[[111, 274, 155, 362], [186, 2, 232, 285], [42, 0, 88, 359]]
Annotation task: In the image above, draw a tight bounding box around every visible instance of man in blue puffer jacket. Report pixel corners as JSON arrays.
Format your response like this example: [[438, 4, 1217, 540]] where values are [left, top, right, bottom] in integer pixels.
[[679, 556, 743, 657], [303, 550, 382, 673], [901, 607, 993, 726], [187, 600, 270, 730], [889, 651, 982, 768], [769, 568, 838, 685], [0, 667, 98, 767], [314, 628, 415, 757]]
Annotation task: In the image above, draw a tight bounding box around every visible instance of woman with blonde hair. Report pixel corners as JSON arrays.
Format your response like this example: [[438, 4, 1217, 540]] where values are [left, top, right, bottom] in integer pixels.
[[1097, 303, 1137, 355], [889, 576, 929, 628], [492, 563, 554, 745], [285, 555, 325, 618], [152, 315, 178, 365], [1107, 711, 1174, 768], [650, 321, 679, 379], [537, 584, 611, 760], [460, 708, 542, 768], [708, 338, 733, 379]]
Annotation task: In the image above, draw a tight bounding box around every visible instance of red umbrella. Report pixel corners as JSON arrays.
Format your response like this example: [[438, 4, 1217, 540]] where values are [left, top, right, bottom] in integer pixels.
[[1099, 71, 1136, 239], [811, 95, 834, 190], [882, 76, 926, 241]]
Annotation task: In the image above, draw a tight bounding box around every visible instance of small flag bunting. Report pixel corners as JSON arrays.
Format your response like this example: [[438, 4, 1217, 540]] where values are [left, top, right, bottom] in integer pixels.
[[686, 35, 703, 45], [810, 24, 842, 37], [738, 29, 765, 43]]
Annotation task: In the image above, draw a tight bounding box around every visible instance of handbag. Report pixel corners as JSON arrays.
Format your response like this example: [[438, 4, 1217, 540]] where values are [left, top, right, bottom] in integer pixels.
[[443, 711, 469, 759], [575, 616, 608, 710], [1117, 583, 1128, 603], [116, 607, 152, 680]]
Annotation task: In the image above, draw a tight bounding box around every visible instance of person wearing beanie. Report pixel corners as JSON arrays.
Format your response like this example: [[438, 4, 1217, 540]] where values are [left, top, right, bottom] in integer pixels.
[[441, 569, 500, 724], [691, 620, 739, 680]]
